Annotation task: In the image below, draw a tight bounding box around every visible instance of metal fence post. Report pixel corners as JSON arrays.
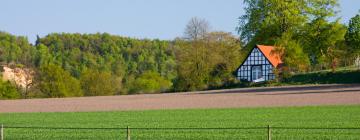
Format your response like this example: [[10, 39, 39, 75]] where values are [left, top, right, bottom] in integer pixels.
[[1, 124, 3, 140], [127, 126, 130, 140], [267, 125, 271, 140]]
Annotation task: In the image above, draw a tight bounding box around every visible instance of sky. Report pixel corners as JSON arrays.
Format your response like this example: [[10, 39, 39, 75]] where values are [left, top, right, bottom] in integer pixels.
[[0, 0, 359, 44]]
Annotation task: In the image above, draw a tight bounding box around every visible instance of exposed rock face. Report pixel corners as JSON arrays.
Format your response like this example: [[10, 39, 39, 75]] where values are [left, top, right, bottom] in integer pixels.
[[1, 66, 33, 88]]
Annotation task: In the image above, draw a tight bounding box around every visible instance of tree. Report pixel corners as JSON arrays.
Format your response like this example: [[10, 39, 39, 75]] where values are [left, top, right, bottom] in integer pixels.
[[207, 32, 242, 87], [301, 19, 346, 70], [35, 44, 53, 67], [174, 39, 211, 91], [0, 32, 30, 64], [238, 0, 344, 71], [37, 33, 177, 95], [237, 0, 339, 46], [238, 0, 308, 46], [274, 32, 310, 73], [184, 17, 210, 40], [0, 79, 20, 99], [174, 18, 213, 91], [36, 64, 83, 97], [35, 35, 41, 46], [80, 69, 120, 96], [175, 31, 242, 91], [345, 14, 360, 66]]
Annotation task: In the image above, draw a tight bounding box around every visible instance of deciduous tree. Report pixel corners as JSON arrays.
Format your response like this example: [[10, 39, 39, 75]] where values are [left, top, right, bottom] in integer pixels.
[[36, 64, 83, 97], [80, 69, 120, 96], [0, 79, 20, 99], [129, 71, 171, 94], [345, 14, 360, 66], [184, 17, 210, 40]]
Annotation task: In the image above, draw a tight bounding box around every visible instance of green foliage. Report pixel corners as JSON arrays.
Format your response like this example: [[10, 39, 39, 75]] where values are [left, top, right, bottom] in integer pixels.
[[0, 32, 179, 98], [36, 64, 83, 97], [80, 69, 120, 96], [238, 0, 334, 45], [2, 106, 360, 139], [35, 44, 53, 67], [345, 14, 360, 59], [282, 70, 360, 84], [130, 71, 172, 94], [175, 40, 210, 91], [175, 32, 242, 91], [238, 0, 347, 72], [207, 32, 242, 87], [38, 33, 177, 94], [0, 31, 35, 66], [0, 3, 358, 98], [0, 79, 20, 99], [275, 32, 310, 72], [301, 19, 347, 68]]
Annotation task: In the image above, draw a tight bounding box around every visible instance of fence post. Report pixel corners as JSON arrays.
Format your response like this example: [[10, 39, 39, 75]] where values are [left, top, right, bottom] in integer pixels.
[[267, 125, 271, 140], [127, 126, 130, 140], [1, 124, 3, 140]]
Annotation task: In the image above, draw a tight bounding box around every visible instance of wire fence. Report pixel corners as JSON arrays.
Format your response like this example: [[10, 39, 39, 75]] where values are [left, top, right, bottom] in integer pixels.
[[1, 125, 360, 140]]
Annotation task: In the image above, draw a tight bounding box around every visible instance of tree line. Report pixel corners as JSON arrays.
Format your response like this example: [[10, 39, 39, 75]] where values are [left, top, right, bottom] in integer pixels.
[[0, 21, 242, 99], [1, 0, 359, 99]]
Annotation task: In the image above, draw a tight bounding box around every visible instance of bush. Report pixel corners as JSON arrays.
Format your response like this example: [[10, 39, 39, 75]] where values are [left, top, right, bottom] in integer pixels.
[[130, 71, 172, 94], [282, 70, 360, 84], [0, 79, 20, 99], [80, 69, 121, 96]]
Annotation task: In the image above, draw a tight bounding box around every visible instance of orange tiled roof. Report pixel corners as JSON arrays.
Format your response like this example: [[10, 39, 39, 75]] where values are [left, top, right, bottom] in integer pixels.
[[257, 45, 283, 67]]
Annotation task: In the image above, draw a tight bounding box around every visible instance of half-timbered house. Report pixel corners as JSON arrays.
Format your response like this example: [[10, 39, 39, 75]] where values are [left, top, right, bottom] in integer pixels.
[[236, 45, 282, 82]]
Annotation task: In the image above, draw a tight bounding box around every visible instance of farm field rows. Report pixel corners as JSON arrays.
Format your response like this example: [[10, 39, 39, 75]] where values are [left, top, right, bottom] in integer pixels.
[[1, 105, 360, 139]]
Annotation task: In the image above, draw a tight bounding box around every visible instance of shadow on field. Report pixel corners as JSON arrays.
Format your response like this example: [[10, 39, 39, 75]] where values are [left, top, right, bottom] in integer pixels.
[[196, 84, 360, 95]]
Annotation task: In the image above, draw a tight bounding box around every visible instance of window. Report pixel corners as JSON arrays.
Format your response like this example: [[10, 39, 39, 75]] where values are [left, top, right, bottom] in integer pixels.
[[251, 66, 262, 81]]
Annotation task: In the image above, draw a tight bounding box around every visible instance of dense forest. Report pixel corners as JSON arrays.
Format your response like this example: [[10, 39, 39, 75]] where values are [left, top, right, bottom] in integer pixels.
[[1, 0, 359, 99], [0, 29, 242, 98]]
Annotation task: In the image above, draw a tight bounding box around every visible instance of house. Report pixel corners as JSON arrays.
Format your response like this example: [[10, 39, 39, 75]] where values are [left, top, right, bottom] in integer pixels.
[[236, 45, 282, 82]]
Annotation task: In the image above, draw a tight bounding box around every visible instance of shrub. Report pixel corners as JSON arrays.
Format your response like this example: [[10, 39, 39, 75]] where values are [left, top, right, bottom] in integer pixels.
[[130, 71, 172, 94], [283, 70, 360, 84], [80, 69, 120, 96], [0, 79, 20, 99]]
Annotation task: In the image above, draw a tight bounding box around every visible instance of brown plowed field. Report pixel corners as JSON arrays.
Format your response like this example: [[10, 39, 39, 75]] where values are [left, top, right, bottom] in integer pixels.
[[1, 84, 360, 113]]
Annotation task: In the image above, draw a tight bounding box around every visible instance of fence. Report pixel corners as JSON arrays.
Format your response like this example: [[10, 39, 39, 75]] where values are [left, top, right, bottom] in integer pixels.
[[1, 124, 360, 140]]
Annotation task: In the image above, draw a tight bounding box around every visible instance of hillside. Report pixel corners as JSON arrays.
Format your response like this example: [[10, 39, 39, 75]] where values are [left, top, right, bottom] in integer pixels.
[[0, 31, 242, 99]]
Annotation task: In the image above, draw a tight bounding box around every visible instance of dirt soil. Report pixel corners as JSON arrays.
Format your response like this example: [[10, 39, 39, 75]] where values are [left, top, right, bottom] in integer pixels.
[[1, 84, 360, 113]]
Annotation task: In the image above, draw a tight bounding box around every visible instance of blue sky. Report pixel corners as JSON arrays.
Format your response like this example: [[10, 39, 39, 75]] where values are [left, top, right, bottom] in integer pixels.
[[0, 0, 359, 43]]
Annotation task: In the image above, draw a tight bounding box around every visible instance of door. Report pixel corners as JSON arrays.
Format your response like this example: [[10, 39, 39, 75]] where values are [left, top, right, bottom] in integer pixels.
[[251, 66, 263, 82]]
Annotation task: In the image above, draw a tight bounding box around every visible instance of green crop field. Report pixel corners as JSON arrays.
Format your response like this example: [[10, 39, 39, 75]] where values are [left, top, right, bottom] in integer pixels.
[[1, 105, 360, 140]]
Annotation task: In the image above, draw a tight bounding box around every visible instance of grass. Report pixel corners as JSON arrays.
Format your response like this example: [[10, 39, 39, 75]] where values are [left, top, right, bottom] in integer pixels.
[[1, 105, 360, 139]]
